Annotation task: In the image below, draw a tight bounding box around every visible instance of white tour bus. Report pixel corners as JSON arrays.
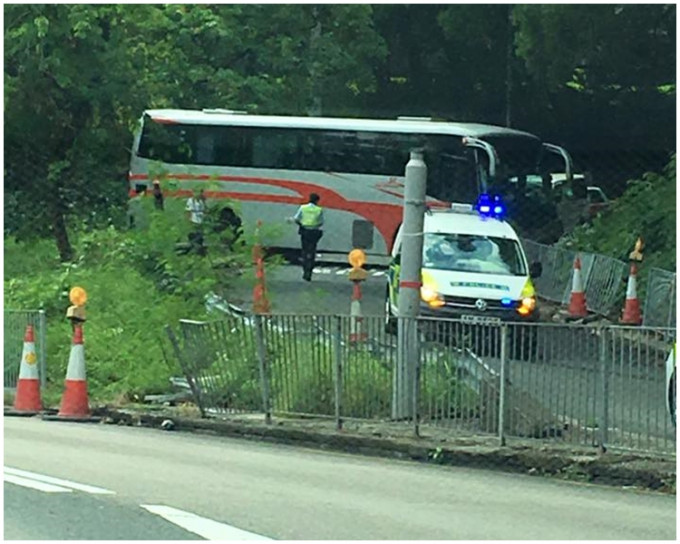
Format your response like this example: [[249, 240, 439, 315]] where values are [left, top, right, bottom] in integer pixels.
[[129, 109, 573, 260]]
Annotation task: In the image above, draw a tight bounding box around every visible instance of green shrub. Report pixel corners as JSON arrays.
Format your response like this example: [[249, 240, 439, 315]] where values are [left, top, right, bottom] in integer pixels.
[[564, 154, 676, 273], [4, 199, 253, 402]]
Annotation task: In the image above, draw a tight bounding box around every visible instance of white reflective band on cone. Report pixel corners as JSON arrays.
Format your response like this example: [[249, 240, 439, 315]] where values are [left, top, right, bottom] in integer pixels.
[[65, 345, 87, 381], [18, 345, 39, 380]]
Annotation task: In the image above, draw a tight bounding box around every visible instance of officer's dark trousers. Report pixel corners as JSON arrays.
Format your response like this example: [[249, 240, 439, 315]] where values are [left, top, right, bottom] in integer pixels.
[[300, 228, 322, 280]]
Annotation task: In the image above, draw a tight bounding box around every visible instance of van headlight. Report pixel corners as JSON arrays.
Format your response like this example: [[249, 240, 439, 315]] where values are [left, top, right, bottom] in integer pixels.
[[516, 279, 536, 316], [517, 296, 536, 316], [420, 285, 445, 308]]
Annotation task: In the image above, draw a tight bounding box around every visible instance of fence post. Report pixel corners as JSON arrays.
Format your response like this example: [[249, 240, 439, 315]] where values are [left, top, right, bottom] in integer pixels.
[[38, 309, 47, 388], [254, 314, 272, 425], [333, 315, 343, 431], [498, 324, 508, 446], [597, 326, 609, 451]]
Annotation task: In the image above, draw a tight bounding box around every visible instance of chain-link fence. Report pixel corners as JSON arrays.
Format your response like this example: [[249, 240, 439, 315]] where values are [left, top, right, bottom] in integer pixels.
[[166, 314, 676, 455], [4, 310, 47, 389]]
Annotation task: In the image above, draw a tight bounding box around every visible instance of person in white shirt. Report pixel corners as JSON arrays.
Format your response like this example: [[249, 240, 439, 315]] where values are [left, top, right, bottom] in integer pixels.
[[185, 188, 207, 224], [185, 189, 208, 255]]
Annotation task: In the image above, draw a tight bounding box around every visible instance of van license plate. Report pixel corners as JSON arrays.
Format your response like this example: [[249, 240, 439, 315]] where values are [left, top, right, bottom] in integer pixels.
[[461, 315, 502, 325]]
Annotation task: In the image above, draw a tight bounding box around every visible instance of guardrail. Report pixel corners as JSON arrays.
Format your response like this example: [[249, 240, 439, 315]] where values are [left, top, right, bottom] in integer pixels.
[[166, 314, 676, 455], [522, 239, 676, 328], [4, 309, 47, 389]]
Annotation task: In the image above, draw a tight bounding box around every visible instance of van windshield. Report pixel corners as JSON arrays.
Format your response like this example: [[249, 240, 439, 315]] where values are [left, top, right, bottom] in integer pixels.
[[423, 233, 527, 276]]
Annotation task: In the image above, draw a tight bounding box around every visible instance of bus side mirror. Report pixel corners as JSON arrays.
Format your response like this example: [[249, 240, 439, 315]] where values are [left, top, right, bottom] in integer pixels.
[[530, 261, 543, 279]]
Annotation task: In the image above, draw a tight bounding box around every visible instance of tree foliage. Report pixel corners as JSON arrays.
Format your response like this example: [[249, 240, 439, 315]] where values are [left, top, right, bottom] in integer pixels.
[[4, 4, 675, 262], [566, 155, 676, 272]]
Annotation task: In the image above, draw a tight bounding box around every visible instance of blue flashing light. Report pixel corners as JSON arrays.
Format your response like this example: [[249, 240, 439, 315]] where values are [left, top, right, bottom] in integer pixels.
[[501, 297, 513, 306], [475, 194, 506, 219]]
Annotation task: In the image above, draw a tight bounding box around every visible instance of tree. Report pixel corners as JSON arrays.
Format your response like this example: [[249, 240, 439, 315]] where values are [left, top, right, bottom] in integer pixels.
[[4, 5, 387, 260]]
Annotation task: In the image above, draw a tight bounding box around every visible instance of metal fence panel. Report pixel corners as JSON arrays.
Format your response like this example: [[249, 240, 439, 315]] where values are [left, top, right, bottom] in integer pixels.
[[523, 239, 650, 319], [605, 326, 674, 452], [4, 309, 47, 388], [166, 313, 676, 455], [523, 239, 565, 303], [584, 254, 628, 316], [643, 268, 677, 329]]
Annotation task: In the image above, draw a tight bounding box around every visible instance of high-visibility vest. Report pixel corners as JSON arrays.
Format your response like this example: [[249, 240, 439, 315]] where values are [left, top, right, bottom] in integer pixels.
[[299, 203, 323, 228]]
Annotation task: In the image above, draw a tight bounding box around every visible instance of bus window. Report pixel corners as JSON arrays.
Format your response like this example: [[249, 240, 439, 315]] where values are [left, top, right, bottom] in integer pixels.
[[214, 126, 250, 167], [195, 130, 215, 165], [138, 118, 195, 164], [252, 130, 299, 170], [484, 134, 542, 180]]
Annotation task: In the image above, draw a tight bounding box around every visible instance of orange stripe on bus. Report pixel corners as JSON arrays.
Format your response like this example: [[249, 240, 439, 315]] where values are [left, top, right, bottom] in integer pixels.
[[128, 173, 403, 249]]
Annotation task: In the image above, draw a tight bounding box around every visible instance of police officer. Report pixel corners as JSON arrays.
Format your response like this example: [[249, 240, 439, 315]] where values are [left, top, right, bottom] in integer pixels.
[[293, 193, 324, 281]]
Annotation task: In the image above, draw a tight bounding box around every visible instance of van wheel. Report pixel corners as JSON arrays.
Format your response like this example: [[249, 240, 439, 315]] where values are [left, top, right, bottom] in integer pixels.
[[384, 287, 397, 335]]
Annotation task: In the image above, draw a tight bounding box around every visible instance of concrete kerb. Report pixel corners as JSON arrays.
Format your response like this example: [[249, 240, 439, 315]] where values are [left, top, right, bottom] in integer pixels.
[[98, 407, 676, 494]]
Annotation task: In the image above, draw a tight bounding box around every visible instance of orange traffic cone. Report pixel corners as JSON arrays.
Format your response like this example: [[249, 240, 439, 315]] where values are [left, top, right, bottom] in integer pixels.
[[253, 256, 271, 314], [620, 263, 642, 325], [349, 281, 368, 343], [58, 324, 91, 418], [568, 256, 588, 318], [252, 220, 270, 315], [11, 325, 42, 414]]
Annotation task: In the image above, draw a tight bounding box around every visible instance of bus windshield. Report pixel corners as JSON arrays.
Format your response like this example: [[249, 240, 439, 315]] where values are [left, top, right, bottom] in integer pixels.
[[423, 233, 527, 276]]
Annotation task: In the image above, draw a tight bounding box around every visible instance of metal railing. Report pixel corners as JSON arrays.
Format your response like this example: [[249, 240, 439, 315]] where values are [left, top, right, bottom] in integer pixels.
[[643, 268, 677, 329], [4, 309, 47, 388], [522, 238, 674, 327], [166, 313, 676, 455]]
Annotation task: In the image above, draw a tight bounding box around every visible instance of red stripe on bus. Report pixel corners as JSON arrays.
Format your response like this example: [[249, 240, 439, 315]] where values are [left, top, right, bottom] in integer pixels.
[[128, 173, 403, 248]]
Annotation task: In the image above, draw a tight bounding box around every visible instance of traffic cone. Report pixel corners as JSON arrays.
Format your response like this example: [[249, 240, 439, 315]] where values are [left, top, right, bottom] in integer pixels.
[[349, 281, 368, 343], [620, 263, 642, 325], [252, 220, 270, 314], [568, 256, 588, 318], [12, 325, 42, 414], [57, 324, 91, 418], [253, 257, 271, 314]]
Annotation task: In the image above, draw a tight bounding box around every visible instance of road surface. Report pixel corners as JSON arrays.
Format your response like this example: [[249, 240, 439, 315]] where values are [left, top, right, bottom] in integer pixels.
[[4, 417, 676, 540], [224, 259, 387, 316]]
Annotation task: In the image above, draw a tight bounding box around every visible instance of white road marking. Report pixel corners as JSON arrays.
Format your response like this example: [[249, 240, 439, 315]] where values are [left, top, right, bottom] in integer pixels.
[[141, 504, 272, 541], [3, 473, 73, 493], [3, 467, 115, 495]]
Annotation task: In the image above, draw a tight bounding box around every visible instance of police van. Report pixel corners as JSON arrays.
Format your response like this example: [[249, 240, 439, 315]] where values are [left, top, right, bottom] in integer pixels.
[[385, 197, 543, 355]]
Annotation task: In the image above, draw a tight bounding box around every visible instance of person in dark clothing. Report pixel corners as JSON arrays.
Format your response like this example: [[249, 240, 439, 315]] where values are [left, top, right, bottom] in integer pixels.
[[152, 179, 164, 210], [292, 193, 324, 281], [214, 206, 244, 251]]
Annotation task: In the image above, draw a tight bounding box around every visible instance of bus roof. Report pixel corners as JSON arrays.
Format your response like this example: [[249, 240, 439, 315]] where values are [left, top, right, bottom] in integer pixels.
[[143, 109, 538, 140]]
